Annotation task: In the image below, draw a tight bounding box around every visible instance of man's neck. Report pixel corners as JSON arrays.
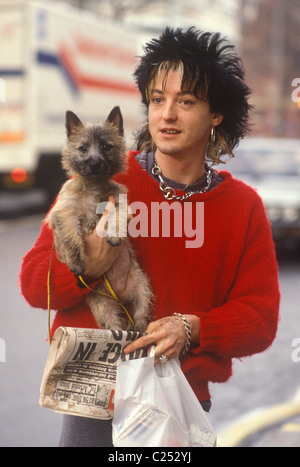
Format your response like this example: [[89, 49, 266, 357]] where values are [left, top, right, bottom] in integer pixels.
[[155, 151, 206, 185]]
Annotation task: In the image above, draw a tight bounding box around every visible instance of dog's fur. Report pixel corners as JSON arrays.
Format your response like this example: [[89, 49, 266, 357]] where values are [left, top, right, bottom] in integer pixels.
[[46, 107, 152, 331]]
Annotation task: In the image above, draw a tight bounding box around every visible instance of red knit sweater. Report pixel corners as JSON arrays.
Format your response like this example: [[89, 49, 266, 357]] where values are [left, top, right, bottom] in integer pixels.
[[20, 151, 280, 402]]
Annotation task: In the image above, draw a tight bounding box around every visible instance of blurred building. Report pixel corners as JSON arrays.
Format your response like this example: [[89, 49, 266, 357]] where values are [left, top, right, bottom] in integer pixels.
[[240, 0, 300, 138], [58, 0, 241, 40]]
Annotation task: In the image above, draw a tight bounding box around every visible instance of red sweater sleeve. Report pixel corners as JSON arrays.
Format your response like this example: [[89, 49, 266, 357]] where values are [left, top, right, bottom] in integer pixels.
[[20, 220, 92, 311], [196, 194, 280, 361]]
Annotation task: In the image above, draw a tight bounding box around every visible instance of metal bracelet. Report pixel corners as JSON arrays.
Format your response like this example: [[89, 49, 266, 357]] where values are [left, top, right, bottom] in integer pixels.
[[173, 313, 192, 355]]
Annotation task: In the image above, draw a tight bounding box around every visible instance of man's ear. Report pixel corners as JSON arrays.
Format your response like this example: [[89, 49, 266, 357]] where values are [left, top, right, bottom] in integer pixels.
[[212, 113, 224, 127]]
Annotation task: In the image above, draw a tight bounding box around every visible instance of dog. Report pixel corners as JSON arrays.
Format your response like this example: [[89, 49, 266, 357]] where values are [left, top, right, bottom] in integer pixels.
[[46, 107, 153, 331]]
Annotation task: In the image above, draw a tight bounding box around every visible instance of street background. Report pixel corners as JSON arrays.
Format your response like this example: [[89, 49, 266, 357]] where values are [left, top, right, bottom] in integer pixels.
[[1, 0, 300, 447]]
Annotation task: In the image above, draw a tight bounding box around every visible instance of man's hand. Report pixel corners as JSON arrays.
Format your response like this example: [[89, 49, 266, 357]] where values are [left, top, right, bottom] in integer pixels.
[[123, 314, 200, 364]]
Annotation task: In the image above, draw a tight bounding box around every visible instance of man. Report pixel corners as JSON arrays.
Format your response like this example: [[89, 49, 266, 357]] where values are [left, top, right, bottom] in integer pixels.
[[20, 28, 280, 447]]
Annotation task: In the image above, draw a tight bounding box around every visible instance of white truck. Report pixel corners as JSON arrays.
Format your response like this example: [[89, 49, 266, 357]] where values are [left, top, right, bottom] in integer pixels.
[[0, 0, 143, 201]]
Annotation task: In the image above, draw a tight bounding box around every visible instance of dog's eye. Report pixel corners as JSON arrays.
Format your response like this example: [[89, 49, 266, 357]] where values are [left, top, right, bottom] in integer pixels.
[[102, 143, 113, 151], [78, 146, 88, 153]]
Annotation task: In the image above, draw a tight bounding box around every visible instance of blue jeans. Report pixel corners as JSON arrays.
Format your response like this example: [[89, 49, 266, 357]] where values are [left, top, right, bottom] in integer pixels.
[[59, 416, 113, 447]]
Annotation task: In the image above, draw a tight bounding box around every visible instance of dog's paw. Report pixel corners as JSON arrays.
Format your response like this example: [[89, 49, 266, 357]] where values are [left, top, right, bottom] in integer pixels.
[[68, 259, 85, 277], [69, 265, 85, 276], [106, 236, 122, 247]]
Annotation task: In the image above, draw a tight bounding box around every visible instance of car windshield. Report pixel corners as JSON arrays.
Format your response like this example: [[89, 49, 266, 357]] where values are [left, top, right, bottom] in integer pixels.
[[229, 144, 300, 177]]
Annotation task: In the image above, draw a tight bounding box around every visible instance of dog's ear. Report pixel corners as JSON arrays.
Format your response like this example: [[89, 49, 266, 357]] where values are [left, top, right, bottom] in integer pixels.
[[65, 111, 83, 138], [106, 106, 124, 137]]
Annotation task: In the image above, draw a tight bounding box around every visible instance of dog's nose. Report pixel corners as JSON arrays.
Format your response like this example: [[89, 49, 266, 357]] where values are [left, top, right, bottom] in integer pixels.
[[88, 158, 107, 174]]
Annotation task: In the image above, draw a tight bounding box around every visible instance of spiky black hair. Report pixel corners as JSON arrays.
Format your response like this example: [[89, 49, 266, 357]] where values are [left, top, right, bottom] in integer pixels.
[[134, 27, 253, 161]]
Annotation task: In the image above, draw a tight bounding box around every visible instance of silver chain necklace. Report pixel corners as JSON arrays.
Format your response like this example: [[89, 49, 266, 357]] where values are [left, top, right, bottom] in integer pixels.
[[151, 158, 213, 201]]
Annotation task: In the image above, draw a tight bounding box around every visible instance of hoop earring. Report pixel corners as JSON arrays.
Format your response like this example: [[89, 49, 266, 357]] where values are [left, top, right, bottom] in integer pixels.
[[210, 126, 216, 144], [208, 126, 219, 165]]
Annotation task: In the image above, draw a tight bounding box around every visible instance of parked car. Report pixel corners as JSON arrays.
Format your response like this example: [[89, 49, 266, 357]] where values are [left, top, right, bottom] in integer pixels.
[[225, 138, 300, 250]]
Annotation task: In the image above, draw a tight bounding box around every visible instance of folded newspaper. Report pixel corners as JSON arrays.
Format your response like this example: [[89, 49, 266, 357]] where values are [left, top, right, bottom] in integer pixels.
[[39, 327, 146, 420]]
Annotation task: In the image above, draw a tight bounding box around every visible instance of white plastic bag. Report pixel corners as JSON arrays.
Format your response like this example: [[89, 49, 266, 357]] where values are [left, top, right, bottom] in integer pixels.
[[112, 349, 216, 447]]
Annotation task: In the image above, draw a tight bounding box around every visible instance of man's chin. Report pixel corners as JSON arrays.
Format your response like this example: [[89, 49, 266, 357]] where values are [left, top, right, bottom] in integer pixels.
[[156, 145, 183, 157]]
